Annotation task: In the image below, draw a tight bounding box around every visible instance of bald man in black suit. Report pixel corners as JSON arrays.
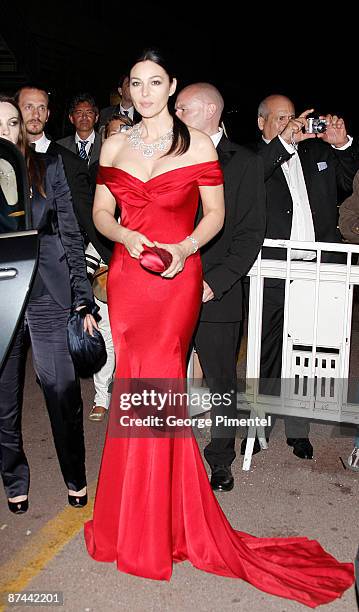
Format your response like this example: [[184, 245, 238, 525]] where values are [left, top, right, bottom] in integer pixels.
[[176, 83, 266, 491]]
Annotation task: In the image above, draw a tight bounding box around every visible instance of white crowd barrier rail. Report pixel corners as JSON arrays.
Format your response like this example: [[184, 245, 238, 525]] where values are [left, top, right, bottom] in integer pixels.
[[188, 239, 359, 471]]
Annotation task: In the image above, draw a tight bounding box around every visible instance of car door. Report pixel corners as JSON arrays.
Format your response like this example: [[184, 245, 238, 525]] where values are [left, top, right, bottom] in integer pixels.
[[0, 137, 38, 370]]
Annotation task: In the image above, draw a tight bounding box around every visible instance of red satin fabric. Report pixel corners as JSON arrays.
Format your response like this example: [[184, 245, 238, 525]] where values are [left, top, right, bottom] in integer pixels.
[[84, 162, 354, 607], [139, 246, 173, 273]]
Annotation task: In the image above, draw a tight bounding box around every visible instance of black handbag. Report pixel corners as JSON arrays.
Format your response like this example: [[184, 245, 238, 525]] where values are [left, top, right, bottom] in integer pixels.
[[67, 300, 107, 377]]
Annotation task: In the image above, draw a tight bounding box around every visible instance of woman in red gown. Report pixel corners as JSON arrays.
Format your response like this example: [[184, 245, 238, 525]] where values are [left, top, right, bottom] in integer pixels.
[[84, 50, 354, 607]]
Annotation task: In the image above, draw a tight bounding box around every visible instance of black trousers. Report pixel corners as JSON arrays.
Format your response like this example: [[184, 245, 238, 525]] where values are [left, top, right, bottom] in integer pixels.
[[0, 294, 86, 498], [260, 283, 310, 438], [195, 321, 241, 467]]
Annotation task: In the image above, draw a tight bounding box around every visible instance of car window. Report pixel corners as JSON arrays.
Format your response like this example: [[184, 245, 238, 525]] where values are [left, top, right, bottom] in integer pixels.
[[0, 138, 37, 369], [0, 137, 31, 233]]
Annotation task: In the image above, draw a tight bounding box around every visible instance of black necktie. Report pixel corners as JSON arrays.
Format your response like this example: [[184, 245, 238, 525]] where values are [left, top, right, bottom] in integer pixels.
[[29, 142, 36, 150]]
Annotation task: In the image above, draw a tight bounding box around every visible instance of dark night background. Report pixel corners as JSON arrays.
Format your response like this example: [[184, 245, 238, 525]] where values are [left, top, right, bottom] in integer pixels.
[[1, 2, 357, 144]]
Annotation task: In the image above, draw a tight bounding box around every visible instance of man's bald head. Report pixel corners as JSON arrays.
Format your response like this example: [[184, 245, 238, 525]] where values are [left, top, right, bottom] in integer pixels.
[[175, 82, 224, 135], [257, 94, 295, 141]]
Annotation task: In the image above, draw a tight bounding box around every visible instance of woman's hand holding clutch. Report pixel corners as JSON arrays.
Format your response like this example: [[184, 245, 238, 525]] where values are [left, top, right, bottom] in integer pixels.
[[68, 304, 106, 375], [83, 314, 99, 336], [153, 240, 193, 278], [75, 306, 99, 337], [120, 228, 154, 258]]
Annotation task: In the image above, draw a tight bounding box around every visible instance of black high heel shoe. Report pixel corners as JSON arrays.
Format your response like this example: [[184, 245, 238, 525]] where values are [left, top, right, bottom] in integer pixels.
[[8, 498, 28, 514], [68, 491, 87, 508]]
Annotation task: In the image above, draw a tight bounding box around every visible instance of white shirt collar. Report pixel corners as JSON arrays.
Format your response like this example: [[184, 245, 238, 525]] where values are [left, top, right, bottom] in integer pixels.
[[31, 133, 51, 152], [263, 134, 297, 155], [120, 105, 134, 119], [210, 127, 223, 149], [75, 130, 96, 145]]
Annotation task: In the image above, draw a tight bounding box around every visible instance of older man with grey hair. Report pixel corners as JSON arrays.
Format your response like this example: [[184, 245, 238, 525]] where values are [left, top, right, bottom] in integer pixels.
[[252, 93, 359, 460]]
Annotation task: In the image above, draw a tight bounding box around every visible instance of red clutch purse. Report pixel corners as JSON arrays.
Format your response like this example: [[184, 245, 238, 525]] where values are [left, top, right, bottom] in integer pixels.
[[139, 246, 173, 274]]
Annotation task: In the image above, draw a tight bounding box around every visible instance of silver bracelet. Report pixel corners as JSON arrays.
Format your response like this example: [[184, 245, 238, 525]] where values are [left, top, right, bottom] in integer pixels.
[[186, 235, 199, 254]]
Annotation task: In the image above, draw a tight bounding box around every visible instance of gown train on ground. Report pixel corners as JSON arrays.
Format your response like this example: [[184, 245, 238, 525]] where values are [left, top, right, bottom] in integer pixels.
[[85, 162, 354, 608]]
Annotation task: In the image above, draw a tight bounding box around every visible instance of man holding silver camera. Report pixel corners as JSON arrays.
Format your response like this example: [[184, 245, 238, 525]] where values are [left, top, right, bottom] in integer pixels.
[[244, 94, 359, 460]]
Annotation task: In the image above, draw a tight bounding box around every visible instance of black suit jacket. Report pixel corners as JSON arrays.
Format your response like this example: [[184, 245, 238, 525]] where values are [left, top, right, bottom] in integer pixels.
[[56, 133, 102, 168], [47, 141, 92, 235], [32, 153, 92, 309], [255, 136, 359, 261], [47, 141, 113, 264], [198, 136, 266, 322]]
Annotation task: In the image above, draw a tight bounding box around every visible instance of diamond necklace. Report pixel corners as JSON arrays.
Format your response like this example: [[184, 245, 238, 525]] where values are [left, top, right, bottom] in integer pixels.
[[127, 123, 174, 158]]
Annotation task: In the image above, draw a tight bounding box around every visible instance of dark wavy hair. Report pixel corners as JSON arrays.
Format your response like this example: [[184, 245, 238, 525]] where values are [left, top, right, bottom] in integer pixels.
[[0, 95, 45, 197], [68, 93, 99, 115], [130, 48, 190, 156]]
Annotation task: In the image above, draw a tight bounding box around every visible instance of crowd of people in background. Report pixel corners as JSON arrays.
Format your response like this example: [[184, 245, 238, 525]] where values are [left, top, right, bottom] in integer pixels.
[[1, 65, 359, 516]]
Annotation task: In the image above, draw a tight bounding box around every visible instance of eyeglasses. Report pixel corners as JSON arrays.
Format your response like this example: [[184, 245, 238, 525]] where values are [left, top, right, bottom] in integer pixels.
[[72, 110, 96, 118]]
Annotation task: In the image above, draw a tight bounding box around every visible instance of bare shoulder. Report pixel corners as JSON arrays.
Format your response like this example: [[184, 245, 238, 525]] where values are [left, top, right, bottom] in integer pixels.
[[99, 132, 128, 166], [188, 127, 218, 162]]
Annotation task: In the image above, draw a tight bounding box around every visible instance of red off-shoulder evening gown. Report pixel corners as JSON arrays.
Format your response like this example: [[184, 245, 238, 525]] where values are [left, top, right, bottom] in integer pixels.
[[84, 161, 354, 607]]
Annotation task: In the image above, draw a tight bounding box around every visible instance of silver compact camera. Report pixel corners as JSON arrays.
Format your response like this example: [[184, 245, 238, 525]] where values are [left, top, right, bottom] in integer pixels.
[[306, 117, 327, 134]]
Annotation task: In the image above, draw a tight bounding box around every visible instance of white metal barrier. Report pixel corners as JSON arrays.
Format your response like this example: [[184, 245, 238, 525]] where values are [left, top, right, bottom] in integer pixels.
[[188, 239, 359, 470]]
